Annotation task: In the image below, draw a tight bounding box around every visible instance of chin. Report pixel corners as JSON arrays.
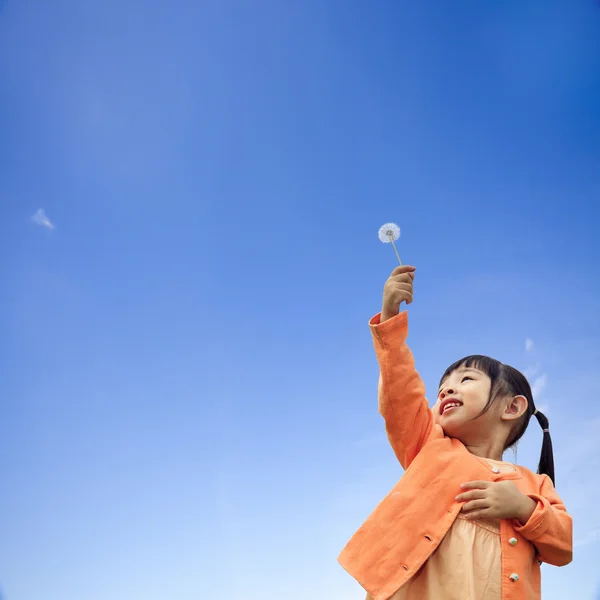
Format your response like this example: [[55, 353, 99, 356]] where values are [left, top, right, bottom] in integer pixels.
[[438, 420, 467, 439]]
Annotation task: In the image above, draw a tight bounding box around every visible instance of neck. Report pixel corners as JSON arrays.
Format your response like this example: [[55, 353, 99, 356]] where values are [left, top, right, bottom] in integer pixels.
[[464, 441, 506, 462], [459, 421, 511, 461]]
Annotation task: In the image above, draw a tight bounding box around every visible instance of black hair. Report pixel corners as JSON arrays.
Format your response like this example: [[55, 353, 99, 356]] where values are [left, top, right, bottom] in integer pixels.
[[439, 355, 555, 486]]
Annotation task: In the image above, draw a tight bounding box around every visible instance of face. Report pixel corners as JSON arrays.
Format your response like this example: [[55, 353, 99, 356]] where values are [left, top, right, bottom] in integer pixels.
[[433, 366, 494, 438]]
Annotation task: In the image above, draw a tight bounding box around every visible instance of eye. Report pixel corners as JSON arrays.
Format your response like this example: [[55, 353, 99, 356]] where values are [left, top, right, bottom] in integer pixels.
[[461, 376, 473, 383]]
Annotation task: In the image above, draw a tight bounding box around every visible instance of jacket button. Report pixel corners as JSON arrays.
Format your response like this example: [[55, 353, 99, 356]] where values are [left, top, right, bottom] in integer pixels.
[[492, 467, 501, 473], [509, 573, 519, 582], [509, 537, 518, 546]]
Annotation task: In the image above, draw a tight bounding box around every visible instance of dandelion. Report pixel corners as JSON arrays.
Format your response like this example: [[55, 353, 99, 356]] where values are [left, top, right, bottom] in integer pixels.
[[378, 222, 402, 265]]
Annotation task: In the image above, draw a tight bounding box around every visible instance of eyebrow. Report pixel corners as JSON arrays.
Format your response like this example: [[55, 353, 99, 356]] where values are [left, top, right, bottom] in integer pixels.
[[438, 368, 483, 390]]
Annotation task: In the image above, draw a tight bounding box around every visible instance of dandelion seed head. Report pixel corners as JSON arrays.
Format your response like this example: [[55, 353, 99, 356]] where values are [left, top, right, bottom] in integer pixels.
[[378, 222, 400, 243]]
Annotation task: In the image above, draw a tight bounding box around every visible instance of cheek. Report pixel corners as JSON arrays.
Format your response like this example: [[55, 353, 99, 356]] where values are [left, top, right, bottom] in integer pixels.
[[464, 393, 489, 415]]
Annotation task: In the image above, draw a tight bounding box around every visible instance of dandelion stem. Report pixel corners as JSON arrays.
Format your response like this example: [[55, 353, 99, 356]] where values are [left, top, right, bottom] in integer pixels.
[[391, 239, 403, 266]]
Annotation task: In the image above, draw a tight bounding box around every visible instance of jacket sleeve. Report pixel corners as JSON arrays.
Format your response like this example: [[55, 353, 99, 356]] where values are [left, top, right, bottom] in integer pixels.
[[371, 310, 436, 470], [513, 475, 573, 566]]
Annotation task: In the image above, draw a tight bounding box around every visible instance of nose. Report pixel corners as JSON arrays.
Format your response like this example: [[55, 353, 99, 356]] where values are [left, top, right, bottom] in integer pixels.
[[439, 386, 455, 399]]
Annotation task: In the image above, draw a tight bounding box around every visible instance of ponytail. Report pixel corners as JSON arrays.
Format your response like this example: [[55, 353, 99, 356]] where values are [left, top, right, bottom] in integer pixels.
[[533, 409, 555, 486]]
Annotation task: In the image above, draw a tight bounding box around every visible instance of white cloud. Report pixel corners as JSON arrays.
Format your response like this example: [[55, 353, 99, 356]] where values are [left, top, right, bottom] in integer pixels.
[[574, 527, 600, 548], [31, 208, 55, 230], [525, 338, 534, 352], [531, 374, 547, 399], [524, 363, 542, 380]]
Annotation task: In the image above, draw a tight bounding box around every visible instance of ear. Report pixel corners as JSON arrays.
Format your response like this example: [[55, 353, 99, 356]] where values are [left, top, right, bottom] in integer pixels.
[[501, 395, 529, 422]]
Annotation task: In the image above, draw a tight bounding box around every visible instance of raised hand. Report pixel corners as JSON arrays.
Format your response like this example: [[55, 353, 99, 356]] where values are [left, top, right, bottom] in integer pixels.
[[381, 265, 416, 322]]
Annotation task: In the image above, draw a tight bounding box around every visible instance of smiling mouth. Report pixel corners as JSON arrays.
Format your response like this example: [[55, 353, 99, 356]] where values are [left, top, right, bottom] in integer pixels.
[[440, 400, 463, 415]]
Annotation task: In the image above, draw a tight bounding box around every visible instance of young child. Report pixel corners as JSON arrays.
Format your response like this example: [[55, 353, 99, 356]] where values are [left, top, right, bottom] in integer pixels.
[[338, 265, 572, 600]]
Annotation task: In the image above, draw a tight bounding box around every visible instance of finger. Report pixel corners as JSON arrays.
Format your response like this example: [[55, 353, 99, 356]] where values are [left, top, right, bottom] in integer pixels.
[[389, 286, 414, 304], [390, 266, 416, 277], [392, 282, 414, 293], [455, 490, 487, 502], [461, 499, 490, 513], [390, 273, 415, 284], [397, 292, 414, 305], [460, 481, 491, 490], [396, 290, 414, 303]]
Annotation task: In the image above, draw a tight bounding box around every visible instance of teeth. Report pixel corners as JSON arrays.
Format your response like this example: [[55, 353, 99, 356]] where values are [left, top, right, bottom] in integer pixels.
[[443, 403, 461, 413]]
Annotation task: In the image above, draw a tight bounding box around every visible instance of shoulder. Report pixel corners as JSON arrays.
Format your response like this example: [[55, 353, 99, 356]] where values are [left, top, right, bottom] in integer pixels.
[[515, 463, 536, 478], [515, 463, 542, 482], [515, 464, 554, 491]]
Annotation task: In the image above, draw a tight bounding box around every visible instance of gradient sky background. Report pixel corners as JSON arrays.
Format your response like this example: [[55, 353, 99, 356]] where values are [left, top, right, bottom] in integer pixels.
[[1, 0, 600, 599]]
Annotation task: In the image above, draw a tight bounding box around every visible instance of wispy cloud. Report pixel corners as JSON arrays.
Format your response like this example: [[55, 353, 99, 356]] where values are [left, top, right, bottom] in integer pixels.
[[31, 208, 54, 230], [524, 363, 542, 380], [531, 374, 547, 400], [574, 527, 600, 548], [523, 338, 547, 410]]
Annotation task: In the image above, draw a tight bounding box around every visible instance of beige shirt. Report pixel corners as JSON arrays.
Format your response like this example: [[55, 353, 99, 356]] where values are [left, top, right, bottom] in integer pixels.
[[367, 458, 515, 600]]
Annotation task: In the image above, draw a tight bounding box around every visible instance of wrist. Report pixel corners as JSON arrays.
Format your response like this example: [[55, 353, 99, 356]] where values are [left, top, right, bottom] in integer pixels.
[[516, 496, 537, 525], [381, 306, 401, 322]]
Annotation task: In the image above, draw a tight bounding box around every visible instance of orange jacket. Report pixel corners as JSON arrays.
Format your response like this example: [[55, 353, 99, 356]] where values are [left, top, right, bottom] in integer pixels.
[[338, 311, 572, 600]]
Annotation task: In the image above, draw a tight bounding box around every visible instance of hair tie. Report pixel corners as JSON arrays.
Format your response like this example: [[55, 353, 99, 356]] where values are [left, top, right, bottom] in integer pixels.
[[542, 428, 549, 433], [533, 409, 538, 415]]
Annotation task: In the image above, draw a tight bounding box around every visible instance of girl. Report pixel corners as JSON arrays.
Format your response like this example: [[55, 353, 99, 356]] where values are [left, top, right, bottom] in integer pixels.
[[338, 265, 572, 600]]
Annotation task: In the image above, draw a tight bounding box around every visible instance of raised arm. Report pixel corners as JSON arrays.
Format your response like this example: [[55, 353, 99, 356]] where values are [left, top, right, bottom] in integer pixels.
[[372, 266, 437, 470]]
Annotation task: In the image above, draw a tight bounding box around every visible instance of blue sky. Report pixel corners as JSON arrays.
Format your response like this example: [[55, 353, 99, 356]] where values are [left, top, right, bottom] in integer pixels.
[[1, 0, 600, 598]]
